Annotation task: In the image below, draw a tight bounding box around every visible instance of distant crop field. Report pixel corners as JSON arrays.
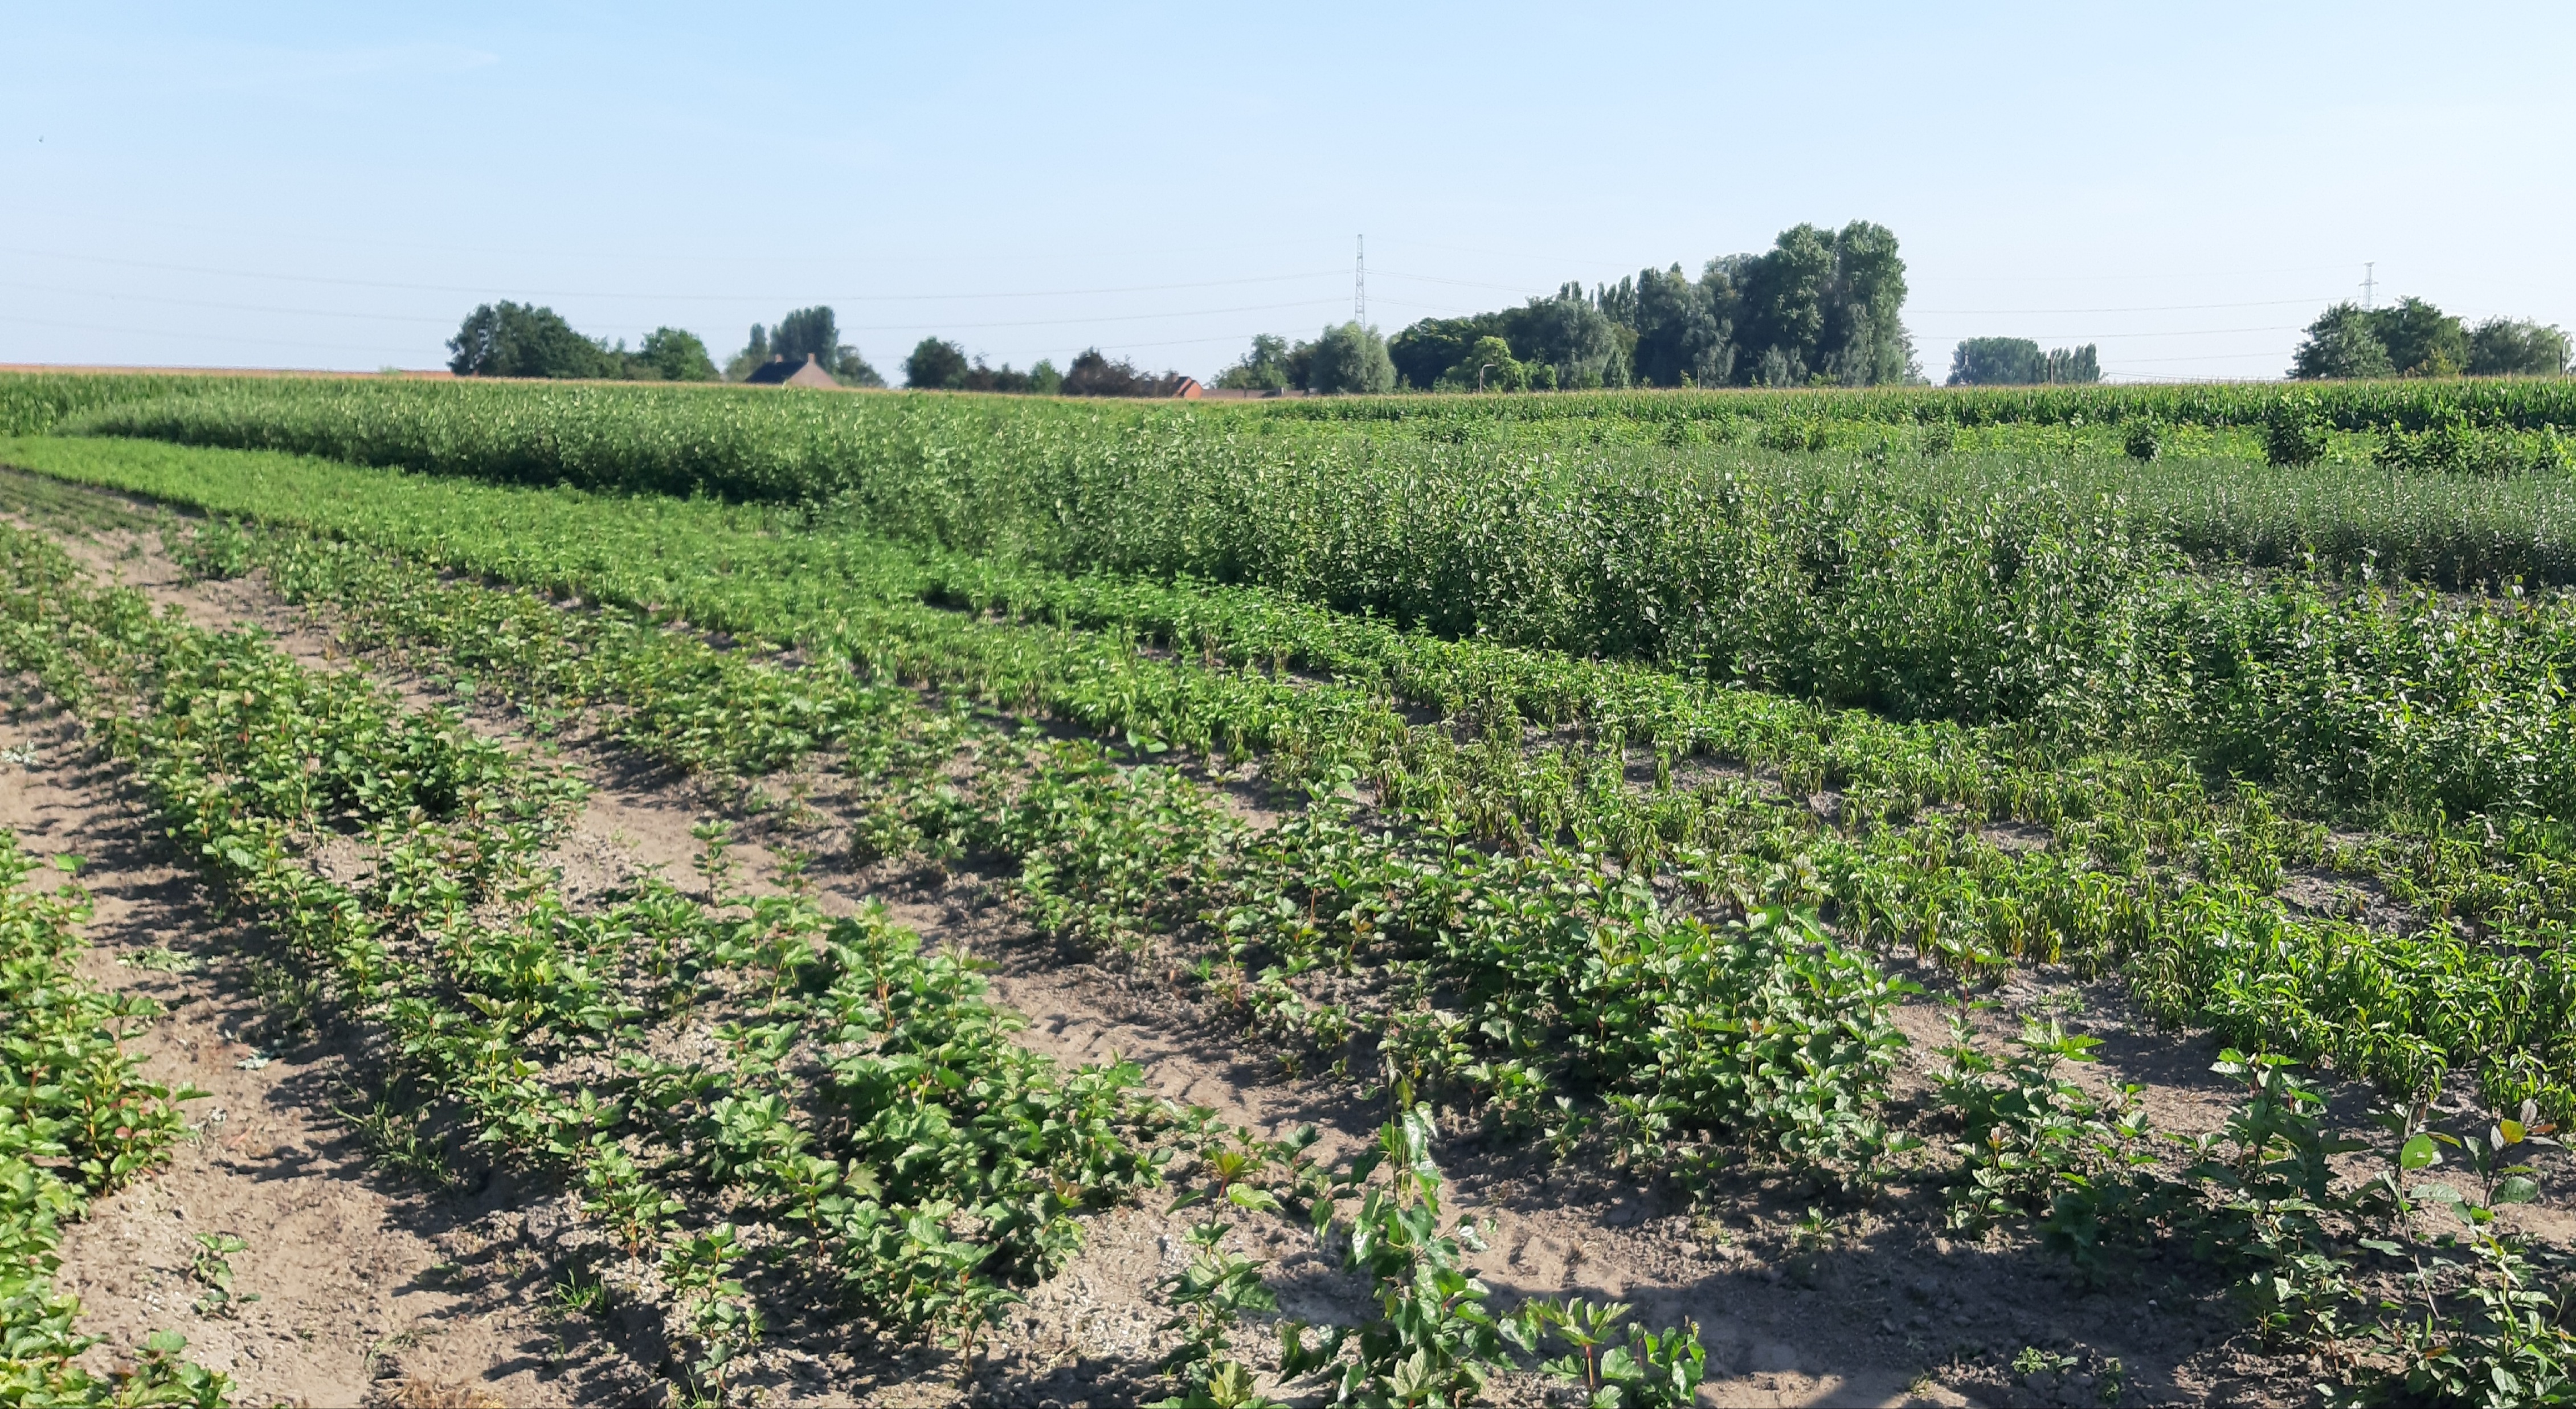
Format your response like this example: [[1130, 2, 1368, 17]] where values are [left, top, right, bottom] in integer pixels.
[[6, 369, 2576, 1404]]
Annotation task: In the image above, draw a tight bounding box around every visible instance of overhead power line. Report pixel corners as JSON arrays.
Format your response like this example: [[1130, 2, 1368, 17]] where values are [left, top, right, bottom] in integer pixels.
[[1914, 297, 2329, 315], [1910, 324, 2302, 340], [840, 299, 1346, 333], [0, 280, 457, 324], [0, 312, 423, 357], [0, 280, 1346, 336], [0, 248, 1349, 303], [2114, 350, 2299, 364]]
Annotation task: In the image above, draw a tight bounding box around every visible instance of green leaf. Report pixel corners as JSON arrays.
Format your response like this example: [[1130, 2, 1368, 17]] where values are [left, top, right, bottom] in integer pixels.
[[2401, 1133, 2440, 1171], [1225, 1184, 1281, 1213]]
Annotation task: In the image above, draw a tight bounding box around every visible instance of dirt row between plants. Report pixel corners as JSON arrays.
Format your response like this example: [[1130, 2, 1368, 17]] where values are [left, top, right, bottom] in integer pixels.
[[6, 495, 2357, 1408]]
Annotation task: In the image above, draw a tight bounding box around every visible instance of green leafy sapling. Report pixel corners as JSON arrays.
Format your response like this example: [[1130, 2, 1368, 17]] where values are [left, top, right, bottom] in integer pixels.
[[1507, 1296, 1708, 1409]]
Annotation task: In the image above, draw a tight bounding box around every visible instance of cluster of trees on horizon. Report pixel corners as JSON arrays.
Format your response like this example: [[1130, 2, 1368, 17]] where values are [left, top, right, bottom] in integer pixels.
[[443, 258, 2576, 397], [444, 301, 1193, 397], [448, 301, 887, 385], [1947, 338, 2100, 387], [1215, 220, 1920, 395], [2289, 297, 2570, 380]]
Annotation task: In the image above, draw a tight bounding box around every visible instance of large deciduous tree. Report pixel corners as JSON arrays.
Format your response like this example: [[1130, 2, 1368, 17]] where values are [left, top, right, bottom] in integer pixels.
[[904, 337, 972, 390], [1630, 264, 1732, 387], [1388, 316, 1506, 390], [636, 327, 718, 382], [2289, 304, 2397, 379], [447, 302, 618, 379], [1505, 291, 1625, 389], [1303, 322, 1397, 395], [2368, 297, 2467, 377], [1215, 334, 1298, 391], [2467, 318, 2573, 377]]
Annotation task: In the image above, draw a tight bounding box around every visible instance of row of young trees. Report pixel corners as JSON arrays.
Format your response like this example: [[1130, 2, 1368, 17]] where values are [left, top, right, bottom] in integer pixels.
[[1945, 338, 2101, 386], [2290, 297, 2570, 379], [1215, 220, 1915, 394]]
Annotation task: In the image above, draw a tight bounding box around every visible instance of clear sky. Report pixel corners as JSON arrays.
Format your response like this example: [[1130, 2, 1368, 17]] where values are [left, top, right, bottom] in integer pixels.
[[5, 2, 2571, 383]]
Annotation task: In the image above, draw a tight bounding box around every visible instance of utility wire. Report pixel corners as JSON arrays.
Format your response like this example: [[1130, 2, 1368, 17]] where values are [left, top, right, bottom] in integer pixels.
[[0, 248, 1350, 303], [0, 312, 423, 357], [1909, 324, 2301, 340], [0, 280, 457, 324], [836, 299, 1346, 333], [1914, 297, 2329, 315]]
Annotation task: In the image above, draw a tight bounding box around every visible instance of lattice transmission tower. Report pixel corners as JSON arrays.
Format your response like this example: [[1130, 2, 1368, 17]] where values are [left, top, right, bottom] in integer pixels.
[[1354, 235, 1366, 326]]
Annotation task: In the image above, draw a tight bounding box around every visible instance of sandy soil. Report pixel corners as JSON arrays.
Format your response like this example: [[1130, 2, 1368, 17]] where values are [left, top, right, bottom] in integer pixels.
[[0, 695, 592, 1409], [9, 484, 2540, 1407]]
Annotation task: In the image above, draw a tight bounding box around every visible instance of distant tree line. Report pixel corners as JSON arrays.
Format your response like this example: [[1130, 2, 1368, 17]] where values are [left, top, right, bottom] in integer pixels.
[[899, 338, 1062, 394], [1947, 338, 2100, 386], [1211, 220, 1915, 395], [447, 302, 890, 386], [2291, 297, 2570, 379], [896, 338, 1206, 397], [448, 302, 721, 381], [1214, 324, 1397, 395], [446, 300, 1207, 397]]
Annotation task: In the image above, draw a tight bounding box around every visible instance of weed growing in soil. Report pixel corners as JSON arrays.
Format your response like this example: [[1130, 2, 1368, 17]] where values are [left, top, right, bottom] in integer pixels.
[[187, 1232, 257, 1318]]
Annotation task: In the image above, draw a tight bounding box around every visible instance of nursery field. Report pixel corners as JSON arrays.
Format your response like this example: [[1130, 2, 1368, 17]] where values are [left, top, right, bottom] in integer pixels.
[[3, 371, 2575, 1408]]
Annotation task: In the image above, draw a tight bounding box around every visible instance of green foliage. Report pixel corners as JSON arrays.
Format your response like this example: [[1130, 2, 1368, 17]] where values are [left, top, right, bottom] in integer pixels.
[[26, 448, 2576, 1130], [2371, 297, 2471, 379], [21, 408, 2576, 1401], [2293, 297, 2518, 382], [1511, 1296, 1707, 1408], [1434, 336, 1532, 393], [1935, 1039, 2576, 1407], [1062, 348, 1189, 398], [1388, 315, 1508, 391], [1949, 338, 2099, 386], [1214, 335, 1298, 393], [637, 328, 720, 382], [2292, 303, 2398, 381], [904, 337, 972, 391], [1380, 222, 1913, 393], [1305, 322, 1397, 395], [448, 301, 620, 379], [2468, 317, 2572, 378], [1628, 263, 1730, 389], [1936, 1015, 2158, 1261], [768, 305, 883, 386], [0, 522, 1173, 1398], [187, 1232, 257, 1318], [0, 828, 224, 1403], [1278, 1111, 1707, 1407], [2375, 411, 2571, 476], [1729, 220, 1914, 387], [1508, 290, 1624, 390], [2265, 394, 2331, 464]]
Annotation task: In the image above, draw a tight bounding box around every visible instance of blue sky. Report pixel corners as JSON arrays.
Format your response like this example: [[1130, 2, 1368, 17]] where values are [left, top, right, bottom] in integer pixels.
[[5, 2, 2571, 382]]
